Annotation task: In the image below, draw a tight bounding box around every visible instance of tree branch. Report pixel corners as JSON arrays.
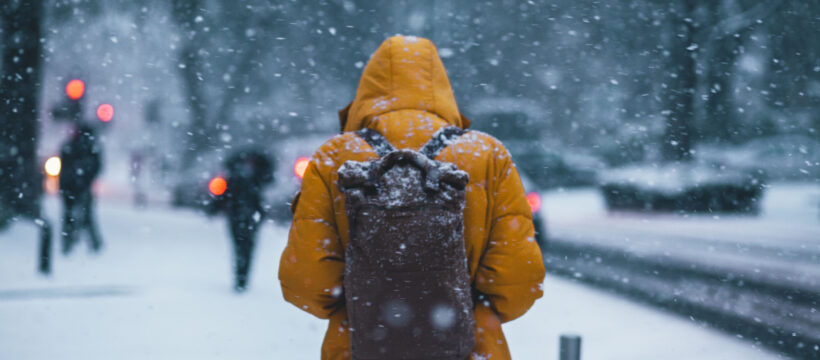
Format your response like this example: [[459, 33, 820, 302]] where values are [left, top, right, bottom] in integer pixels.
[[701, 0, 784, 41]]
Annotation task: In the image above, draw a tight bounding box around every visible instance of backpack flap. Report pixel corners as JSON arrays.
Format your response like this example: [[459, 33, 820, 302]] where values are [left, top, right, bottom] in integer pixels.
[[338, 151, 469, 211]]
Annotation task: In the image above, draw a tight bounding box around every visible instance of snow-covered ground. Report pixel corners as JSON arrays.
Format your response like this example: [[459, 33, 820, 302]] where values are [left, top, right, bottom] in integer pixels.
[[0, 196, 785, 359], [542, 182, 820, 231], [540, 183, 820, 282]]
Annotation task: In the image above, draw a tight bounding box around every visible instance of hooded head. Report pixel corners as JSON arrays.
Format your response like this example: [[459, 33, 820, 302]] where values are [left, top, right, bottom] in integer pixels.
[[72, 123, 96, 141], [340, 36, 469, 132]]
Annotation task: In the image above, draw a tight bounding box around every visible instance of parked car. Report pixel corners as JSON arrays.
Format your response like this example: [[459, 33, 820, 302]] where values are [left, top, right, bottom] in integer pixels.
[[170, 151, 226, 210], [266, 133, 335, 221], [517, 171, 548, 248], [599, 161, 764, 214], [696, 134, 820, 181], [466, 97, 602, 189], [169, 134, 333, 223]]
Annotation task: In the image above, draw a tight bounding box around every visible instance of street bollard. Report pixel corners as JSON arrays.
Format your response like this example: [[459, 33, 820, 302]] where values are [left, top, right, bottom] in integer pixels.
[[37, 217, 52, 275], [559, 334, 582, 360]]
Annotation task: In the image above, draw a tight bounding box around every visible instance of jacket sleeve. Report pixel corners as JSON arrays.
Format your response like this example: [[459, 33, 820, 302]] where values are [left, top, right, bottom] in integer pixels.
[[474, 147, 546, 323], [278, 157, 345, 319]]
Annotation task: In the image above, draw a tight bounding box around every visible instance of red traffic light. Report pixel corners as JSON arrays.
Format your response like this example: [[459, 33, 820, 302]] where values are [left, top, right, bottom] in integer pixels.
[[96, 103, 114, 122], [65, 79, 85, 100], [209, 176, 227, 196]]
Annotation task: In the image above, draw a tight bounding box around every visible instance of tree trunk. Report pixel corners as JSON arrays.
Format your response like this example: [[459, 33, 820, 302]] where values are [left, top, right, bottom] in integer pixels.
[[0, 0, 45, 218], [178, 42, 210, 168], [662, 0, 696, 161], [704, 34, 740, 143], [171, 0, 211, 170]]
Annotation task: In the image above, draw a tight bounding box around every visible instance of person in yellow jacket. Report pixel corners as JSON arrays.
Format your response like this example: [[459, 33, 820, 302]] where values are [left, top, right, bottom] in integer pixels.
[[279, 35, 545, 359]]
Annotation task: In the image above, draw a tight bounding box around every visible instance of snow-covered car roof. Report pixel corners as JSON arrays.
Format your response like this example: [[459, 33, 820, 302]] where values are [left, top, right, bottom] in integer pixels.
[[599, 162, 759, 196], [695, 134, 820, 180], [464, 97, 546, 122]]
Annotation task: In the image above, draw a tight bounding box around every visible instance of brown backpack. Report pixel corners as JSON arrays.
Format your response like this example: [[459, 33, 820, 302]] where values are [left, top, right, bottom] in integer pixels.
[[337, 127, 475, 360]]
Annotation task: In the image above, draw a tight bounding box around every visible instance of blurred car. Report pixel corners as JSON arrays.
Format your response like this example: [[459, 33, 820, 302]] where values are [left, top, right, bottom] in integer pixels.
[[170, 151, 226, 210], [599, 161, 764, 214], [266, 133, 335, 221], [696, 134, 820, 181], [466, 97, 602, 189], [169, 134, 333, 222], [517, 171, 548, 248]]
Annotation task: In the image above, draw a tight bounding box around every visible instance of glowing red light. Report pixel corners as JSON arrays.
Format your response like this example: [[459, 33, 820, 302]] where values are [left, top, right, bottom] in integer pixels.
[[294, 157, 310, 179], [208, 177, 227, 196], [526, 192, 542, 213], [96, 103, 114, 122], [65, 79, 85, 100]]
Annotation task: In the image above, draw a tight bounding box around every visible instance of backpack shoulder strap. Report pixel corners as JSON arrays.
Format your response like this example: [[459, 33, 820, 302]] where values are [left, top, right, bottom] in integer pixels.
[[419, 126, 466, 159], [355, 128, 396, 158]]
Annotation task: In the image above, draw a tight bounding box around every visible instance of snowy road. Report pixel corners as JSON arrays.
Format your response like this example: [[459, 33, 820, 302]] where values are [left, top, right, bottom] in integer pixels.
[[0, 197, 781, 359], [538, 182, 820, 359], [541, 183, 820, 258]]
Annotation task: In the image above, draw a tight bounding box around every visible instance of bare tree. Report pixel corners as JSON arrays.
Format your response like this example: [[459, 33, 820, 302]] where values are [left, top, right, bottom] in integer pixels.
[[170, 0, 210, 169], [661, 0, 697, 161], [0, 0, 52, 273]]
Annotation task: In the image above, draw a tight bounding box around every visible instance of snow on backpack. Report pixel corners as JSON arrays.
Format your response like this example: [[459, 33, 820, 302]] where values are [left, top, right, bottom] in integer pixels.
[[337, 126, 475, 359]]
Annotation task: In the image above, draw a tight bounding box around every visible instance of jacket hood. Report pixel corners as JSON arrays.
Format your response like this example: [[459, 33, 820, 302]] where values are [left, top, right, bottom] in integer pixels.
[[340, 35, 469, 132]]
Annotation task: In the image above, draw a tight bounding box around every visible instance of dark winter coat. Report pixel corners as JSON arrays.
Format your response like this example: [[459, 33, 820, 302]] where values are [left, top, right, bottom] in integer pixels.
[[59, 126, 101, 196], [278, 36, 545, 360], [211, 149, 273, 221]]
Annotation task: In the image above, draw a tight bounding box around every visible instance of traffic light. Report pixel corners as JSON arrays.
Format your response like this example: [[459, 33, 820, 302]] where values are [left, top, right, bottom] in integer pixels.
[[96, 103, 114, 122], [65, 79, 85, 100], [54, 79, 115, 124], [209, 176, 227, 196], [52, 79, 85, 122]]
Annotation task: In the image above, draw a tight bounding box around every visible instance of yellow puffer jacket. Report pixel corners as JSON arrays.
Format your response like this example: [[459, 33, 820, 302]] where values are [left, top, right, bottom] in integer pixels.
[[279, 35, 545, 360]]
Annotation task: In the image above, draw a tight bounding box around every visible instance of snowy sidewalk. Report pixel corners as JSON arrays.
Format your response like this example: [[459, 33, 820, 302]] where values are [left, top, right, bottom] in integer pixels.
[[0, 198, 780, 359]]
